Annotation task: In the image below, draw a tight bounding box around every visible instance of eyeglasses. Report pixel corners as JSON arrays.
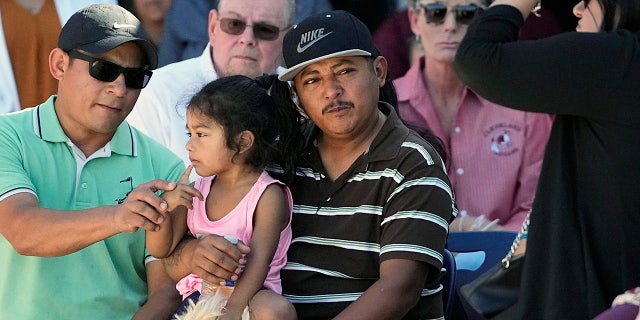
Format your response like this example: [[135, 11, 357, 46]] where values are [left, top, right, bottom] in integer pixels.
[[418, 2, 480, 25], [218, 17, 288, 41], [67, 50, 152, 89]]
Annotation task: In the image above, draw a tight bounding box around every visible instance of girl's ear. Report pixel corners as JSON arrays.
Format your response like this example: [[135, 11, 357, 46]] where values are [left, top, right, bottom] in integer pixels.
[[237, 130, 255, 154]]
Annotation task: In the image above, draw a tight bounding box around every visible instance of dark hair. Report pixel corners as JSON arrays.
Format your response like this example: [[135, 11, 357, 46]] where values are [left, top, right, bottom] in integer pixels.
[[598, 0, 640, 32], [187, 74, 305, 183]]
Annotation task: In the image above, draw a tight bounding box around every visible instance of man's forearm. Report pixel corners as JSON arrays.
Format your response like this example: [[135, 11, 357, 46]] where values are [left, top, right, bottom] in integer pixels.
[[334, 279, 421, 320], [334, 259, 428, 320], [162, 233, 250, 284]]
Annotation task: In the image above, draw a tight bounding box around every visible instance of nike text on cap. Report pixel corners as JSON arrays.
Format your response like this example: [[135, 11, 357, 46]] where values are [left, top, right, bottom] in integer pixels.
[[278, 10, 378, 81], [58, 3, 157, 69]]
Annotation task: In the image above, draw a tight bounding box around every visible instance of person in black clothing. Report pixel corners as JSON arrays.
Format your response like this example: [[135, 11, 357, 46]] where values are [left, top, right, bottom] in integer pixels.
[[454, 0, 640, 319]]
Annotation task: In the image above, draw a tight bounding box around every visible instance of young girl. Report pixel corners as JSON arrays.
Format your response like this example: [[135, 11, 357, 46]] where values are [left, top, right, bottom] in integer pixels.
[[146, 74, 304, 320]]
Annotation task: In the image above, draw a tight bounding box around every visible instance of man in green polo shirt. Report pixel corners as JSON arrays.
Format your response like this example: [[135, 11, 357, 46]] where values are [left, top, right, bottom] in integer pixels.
[[0, 4, 185, 319]]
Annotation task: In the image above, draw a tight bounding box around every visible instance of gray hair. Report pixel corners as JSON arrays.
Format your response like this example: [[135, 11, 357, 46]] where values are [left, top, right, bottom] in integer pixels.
[[218, 0, 296, 24]]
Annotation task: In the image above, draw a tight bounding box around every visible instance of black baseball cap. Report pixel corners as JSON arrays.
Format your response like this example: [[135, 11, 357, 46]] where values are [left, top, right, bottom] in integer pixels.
[[278, 10, 378, 81], [58, 4, 157, 69]]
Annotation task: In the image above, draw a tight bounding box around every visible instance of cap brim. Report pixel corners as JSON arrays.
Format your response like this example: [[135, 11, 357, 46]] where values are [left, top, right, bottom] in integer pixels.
[[76, 36, 158, 69], [278, 49, 371, 81]]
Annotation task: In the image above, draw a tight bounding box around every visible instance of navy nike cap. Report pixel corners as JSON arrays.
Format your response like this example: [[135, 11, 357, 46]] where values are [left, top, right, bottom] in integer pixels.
[[278, 10, 378, 81]]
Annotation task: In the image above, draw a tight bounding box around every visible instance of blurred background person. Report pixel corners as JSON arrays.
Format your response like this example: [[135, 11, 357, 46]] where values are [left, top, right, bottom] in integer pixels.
[[0, 0, 115, 113], [130, 0, 173, 47], [394, 0, 552, 231], [156, 0, 331, 67], [156, 0, 217, 67], [373, 0, 564, 81]]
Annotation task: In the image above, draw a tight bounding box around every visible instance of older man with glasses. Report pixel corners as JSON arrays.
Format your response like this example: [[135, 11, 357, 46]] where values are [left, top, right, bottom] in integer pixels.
[[127, 0, 295, 170], [0, 4, 186, 319]]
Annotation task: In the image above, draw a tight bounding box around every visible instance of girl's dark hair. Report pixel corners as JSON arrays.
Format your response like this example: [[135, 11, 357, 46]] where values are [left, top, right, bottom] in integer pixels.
[[599, 0, 640, 32], [187, 74, 305, 183]]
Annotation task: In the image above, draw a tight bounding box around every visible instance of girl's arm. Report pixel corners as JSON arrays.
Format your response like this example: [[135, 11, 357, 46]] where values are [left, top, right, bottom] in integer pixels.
[[222, 184, 290, 319], [147, 166, 201, 258], [146, 206, 188, 258]]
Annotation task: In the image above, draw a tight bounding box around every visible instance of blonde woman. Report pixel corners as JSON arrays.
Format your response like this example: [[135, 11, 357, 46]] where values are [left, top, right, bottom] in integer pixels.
[[394, 0, 552, 231]]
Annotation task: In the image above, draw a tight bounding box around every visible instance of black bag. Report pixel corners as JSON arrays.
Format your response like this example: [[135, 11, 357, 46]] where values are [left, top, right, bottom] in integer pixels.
[[458, 212, 530, 320], [459, 254, 524, 319]]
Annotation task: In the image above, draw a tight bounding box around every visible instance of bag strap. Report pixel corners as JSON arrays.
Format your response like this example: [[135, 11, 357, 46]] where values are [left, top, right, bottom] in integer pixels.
[[501, 210, 531, 269]]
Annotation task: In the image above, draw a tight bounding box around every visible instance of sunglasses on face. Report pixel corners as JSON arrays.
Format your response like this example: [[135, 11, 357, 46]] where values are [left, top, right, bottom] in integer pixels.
[[419, 2, 480, 25], [218, 17, 287, 41], [67, 50, 152, 89]]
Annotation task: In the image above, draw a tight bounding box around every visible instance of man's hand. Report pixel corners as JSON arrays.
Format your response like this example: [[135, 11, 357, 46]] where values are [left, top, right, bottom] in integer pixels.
[[113, 179, 178, 233], [160, 165, 203, 212], [163, 235, 251, 285], [191, 235, 250, 285]]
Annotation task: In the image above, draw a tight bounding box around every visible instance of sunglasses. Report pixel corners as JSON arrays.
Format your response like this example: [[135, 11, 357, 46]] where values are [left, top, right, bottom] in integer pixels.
[[218, 17, 288, 41], [67, 50, 152, 89], [419, 2, 480, 25]]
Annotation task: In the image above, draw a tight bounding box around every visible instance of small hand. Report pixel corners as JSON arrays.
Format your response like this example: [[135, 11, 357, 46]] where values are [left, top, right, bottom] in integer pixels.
[[450, 214, 502, 232], [160, 165, 203, 212], [113, 179, 177, 233]]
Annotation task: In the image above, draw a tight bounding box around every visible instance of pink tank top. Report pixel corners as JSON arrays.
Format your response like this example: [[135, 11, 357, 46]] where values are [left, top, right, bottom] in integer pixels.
[[175, 170, 292, 297]]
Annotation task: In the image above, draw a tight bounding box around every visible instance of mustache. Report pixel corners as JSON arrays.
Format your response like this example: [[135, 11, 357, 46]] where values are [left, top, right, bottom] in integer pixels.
[[322, 100, 354, 115]]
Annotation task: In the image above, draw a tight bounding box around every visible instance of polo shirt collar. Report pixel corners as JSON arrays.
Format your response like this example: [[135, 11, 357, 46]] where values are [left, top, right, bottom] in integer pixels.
[[366, 102, 409, 162], [202, 45, 219, 80], [396, 57, 425, 104], [33, 95, 137, 157], [396, 57, 484, 108]]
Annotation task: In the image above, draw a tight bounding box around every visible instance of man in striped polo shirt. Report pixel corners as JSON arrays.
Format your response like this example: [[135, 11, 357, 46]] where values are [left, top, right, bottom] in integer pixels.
[[274, 10, 455, 319], [162, 10, 455, 320]]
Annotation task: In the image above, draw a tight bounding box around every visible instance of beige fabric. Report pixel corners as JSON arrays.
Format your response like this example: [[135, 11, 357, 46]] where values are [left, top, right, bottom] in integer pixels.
[[1, 0, 60, 109]]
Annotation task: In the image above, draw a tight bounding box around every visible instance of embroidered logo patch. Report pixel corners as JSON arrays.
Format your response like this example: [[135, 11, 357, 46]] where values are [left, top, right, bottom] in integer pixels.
[[115, 176, 134, 204], [483, 123, 521, 156], [296, 28, 332, 53]]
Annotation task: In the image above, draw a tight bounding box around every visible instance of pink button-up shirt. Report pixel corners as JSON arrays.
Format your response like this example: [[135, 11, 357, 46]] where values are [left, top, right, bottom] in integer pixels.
[[394, 58, 552, 230]]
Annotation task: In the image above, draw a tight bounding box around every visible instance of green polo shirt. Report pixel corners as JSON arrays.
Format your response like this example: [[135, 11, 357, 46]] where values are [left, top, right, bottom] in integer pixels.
[[0, 96, 184, 320]]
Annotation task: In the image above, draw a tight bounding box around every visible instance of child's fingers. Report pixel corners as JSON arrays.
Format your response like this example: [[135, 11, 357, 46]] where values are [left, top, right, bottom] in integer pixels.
[[180, 184, 204, 201], [178, 165, 193, 184]]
